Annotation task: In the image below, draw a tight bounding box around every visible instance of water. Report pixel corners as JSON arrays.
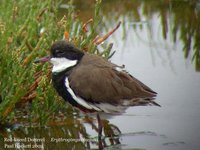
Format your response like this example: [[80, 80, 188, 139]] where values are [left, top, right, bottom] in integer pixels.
[[1, 0, 200, 150], [85, 1, 200, 149], [105, 19, 200, 150]]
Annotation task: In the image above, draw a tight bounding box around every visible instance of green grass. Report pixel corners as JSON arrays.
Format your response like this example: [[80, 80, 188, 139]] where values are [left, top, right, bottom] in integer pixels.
[[0, 0, 114, 125]]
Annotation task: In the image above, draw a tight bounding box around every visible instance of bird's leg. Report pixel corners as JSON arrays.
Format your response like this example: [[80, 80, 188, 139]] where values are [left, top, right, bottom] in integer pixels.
[[97, 113, 102, 136], [97, 113, 103, 149]]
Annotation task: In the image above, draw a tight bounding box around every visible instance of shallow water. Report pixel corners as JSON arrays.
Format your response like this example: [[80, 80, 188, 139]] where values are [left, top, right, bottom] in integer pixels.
[[1, 0, 200, 150], [106, 21, 200, 149], [84, 0, 200, 149]]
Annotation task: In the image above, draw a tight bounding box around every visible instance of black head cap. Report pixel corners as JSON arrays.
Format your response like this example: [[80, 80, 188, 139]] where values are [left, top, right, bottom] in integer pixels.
[[51, 40, 84, 60]]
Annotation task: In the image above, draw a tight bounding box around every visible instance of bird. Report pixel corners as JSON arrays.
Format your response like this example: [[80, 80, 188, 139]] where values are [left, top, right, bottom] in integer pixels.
[[35, 40, 159, 148]]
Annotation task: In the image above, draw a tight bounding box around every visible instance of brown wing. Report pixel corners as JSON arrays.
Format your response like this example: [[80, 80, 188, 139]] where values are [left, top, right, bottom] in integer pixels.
[[68, 54, 157, 105]]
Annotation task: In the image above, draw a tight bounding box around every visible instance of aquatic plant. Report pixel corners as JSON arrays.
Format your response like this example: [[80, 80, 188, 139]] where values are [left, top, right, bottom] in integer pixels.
[[0, 0, 118, 124]]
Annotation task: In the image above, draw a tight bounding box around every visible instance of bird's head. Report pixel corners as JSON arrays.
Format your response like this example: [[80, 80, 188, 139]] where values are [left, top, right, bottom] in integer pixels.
[[35, 40, 84, 73]]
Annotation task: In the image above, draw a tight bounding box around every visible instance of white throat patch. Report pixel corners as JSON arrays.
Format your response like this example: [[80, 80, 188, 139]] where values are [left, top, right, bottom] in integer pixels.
[[50, 57, 77, 73]]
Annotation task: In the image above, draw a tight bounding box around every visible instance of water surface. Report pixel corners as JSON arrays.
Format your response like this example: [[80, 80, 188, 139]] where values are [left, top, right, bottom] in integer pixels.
[[85, 1, 200, 149]]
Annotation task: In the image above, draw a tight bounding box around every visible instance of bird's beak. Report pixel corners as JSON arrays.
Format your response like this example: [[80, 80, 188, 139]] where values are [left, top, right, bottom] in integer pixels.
[[34, 55, 51, 63]]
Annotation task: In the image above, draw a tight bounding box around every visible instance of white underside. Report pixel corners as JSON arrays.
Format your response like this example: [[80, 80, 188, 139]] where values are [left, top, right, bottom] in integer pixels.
[[50, 57, 78, 73], [95, 103, 127, 113]]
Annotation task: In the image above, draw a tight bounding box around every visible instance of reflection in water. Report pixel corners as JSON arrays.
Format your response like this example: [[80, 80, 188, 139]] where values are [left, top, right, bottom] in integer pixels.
[[1, 0, 200, 149], [2, 118, 184, 150], [0, 114, 121, 149], [68, 0, 200, 71]]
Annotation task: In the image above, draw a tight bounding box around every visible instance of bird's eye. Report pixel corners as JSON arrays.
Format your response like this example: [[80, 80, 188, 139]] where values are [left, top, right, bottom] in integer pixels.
[[55, 50, 64, 56]]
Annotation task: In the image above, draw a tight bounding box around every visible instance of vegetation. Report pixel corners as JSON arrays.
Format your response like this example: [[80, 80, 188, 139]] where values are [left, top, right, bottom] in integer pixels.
[[0, 0, 199, 149], [1, 0, 199, 126], [0, 0, 116, 125], [73, 0, 200, 71]]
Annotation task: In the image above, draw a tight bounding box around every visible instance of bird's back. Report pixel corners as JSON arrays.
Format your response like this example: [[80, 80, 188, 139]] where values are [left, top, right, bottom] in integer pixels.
[[68, 53, 158, 108]]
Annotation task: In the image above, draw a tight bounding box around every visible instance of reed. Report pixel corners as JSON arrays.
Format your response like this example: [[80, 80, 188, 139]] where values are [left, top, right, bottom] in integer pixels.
[[0, 0, 118, 125]]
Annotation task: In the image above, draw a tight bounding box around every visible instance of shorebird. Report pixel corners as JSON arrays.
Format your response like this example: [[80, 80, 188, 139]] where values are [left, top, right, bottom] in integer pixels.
[[35, 40, 159, 149]]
